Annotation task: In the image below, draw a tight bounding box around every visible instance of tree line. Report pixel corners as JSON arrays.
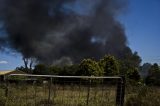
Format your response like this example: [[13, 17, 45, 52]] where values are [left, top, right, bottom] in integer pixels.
[[140, 63, 160, 86], [16, 54, 160, 86], [16, 53, 141, 82]]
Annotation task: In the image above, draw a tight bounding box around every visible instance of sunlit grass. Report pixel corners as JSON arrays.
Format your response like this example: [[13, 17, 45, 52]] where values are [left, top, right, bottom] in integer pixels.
[[0, 83, 160, 106], [0, 83, 116, 106]]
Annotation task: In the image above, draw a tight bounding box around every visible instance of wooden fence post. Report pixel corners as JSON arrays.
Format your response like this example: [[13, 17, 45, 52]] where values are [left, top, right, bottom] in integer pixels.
[[5, 75, 8, 97], [48, 77, 52, 104], [116, 76, 125, 106]]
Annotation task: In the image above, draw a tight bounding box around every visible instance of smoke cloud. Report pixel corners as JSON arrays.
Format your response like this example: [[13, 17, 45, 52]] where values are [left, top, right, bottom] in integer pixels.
[[0, 0, 131, 64]]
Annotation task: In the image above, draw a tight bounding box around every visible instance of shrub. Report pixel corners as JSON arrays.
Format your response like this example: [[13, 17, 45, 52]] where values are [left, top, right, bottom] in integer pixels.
[[0, 95, 6, 106], [126, 86, 160, 106]]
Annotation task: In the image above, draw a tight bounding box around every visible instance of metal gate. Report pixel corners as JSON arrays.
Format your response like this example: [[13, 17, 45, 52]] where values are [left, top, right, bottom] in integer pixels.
[[2, 74, 125, 106]]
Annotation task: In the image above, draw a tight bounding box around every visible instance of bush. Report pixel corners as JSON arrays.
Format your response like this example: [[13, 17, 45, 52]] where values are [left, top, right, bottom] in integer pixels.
[[99, 55, 119, 76], [0, 95, 6, 106], [126, 86, 160, 106], [78, 59, 104, 76]]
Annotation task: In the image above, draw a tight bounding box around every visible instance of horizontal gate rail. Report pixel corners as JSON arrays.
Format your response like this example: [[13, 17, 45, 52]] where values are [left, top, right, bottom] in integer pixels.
[[9, 74, 122, 79], [5, 74, 125, 106]]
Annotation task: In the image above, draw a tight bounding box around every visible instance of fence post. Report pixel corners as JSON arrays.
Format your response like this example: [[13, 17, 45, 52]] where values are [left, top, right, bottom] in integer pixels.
[[48, 77, 52, 104], [5, 75, 8, 97], [116, 76, 125, 106], [86, 78, 91, 106], [33, 80, 37, 106]]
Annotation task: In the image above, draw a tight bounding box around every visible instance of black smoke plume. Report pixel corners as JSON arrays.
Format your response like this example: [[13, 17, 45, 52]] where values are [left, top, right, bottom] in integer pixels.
[[0, 0, 132, 64]]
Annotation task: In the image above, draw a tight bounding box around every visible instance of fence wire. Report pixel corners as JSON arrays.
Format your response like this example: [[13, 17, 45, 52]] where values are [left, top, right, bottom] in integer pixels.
[[0, 74, 125, 106]]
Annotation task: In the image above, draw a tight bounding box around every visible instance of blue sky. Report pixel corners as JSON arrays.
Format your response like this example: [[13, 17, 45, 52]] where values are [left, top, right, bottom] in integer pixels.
[[119, 0, 160, 64], [0, 52, 23, 70], [0, 0, 160, 70]]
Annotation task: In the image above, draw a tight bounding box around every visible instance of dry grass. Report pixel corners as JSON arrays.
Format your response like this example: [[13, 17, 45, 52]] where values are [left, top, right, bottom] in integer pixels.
[[0, 83, 116, 106], [125, 85, 160, 106], [0, 83, 160, 106]]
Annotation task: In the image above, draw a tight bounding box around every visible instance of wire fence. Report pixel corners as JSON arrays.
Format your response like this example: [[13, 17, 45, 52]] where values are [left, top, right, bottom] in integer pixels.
[[0, 74, 125, 106]]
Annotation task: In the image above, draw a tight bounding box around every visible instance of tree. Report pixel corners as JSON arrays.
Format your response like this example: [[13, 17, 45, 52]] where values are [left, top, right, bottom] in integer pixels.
[[62, 65, 79, 76], [127, 67, 140, 82], [23, 57, 29, 69], [78, 59, 104, 76], [15, 66, 28, 73], [140, 63, 152, 78], [33, 64, 49, 75], [99, 55, 119, 76], [118, 51, 141, 82], [49, 65, 62, 75], [148, 63, 159, 76], [22, 57, 36, 73], [146, 63, 160, 85]]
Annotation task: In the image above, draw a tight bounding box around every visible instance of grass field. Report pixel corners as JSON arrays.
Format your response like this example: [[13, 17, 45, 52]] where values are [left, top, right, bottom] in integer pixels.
[[0, 82, 160, 106], [0, 82, 117, 106], [125, 85, 160, 106]]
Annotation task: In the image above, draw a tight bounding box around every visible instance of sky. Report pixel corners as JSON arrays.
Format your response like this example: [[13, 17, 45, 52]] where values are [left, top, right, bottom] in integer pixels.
[[119, 0, 160, 64], [0, 0, 160, 70]]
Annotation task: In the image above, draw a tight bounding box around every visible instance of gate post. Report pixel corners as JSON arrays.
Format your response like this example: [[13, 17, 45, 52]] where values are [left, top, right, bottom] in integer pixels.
[[116, 76, 125, 106], [48, 77, 52, 103], [86, 78, 91, 106], [5, 75, 9, 97]]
